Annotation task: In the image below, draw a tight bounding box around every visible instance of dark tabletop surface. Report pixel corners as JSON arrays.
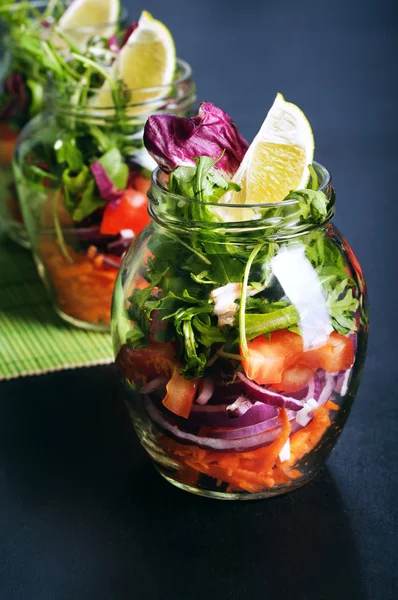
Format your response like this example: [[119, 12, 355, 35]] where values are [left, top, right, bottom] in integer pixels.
[[1, 0, 397, 598]]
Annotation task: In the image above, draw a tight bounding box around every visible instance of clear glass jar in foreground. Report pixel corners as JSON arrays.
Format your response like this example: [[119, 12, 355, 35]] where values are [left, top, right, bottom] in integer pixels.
[[13, 61, 196, 330], [0, 0, 128, 246], [112, 163, 369, 500]]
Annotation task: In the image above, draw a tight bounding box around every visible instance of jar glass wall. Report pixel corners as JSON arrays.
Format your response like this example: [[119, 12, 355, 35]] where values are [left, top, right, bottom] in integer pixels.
[[112, 163, 368, 499], [13, 60, 196, 330]]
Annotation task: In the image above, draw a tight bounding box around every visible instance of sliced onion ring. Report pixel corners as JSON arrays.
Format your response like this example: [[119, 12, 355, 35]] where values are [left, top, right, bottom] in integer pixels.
[[145, 396, 281, 452], [211, 416, 280, 440], [237, 372, 304, 411]]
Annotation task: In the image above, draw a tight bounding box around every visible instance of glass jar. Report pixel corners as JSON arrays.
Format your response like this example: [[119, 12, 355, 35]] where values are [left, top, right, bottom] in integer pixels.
[[13, 60, 196, 330], [112, 163, 369, 500], [0, 0, 128, 246]]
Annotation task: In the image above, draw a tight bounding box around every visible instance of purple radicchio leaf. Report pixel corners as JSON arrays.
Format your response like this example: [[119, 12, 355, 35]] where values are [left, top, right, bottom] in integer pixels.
[[0, 72, 29, 120], [121, 21, 138, 47], [143, 102, 249, 176], [108, 35, 120, 53], [90, 162, 124, 207]]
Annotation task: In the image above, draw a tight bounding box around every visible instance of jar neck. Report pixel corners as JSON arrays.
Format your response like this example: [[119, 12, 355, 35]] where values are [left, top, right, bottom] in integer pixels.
[[49, 58, 196, 122], [148, 162, 335, 241]]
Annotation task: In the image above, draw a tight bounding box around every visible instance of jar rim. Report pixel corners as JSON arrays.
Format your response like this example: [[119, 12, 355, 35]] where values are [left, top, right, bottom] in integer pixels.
[[151, 160, 332, 209], [48, 58, 193, 102]]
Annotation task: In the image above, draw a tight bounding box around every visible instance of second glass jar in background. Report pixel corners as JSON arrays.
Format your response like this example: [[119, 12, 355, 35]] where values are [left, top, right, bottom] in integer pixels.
[[13, 60, 196, 330], [0, 0, 128, 246]]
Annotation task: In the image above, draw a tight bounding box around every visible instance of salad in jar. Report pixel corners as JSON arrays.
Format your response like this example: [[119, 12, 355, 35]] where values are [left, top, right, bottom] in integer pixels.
[[0, 0, 126, 244], [13, 8, 196, 329], [113, 95, 368, 498]]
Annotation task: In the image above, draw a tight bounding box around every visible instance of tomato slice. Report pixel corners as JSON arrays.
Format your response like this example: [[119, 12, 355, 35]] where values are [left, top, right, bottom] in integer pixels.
[[133, 174, 151, 196], [100, 188, 150, 236], [241, 330, 303, 385], [302, 332, 354, 372], [162, 371, 198, 419], [116, 342, 177, 381], [274, 363, 315, 393], [242, 330, 354, 389]]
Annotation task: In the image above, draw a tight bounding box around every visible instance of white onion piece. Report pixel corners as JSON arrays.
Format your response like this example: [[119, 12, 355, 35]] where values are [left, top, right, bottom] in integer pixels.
[[335, 368, 352, 397], [271, 245, 333, 350], [296, 399, 319, 427], [226, 395, 255, 416], [196, 377, 215, 405]]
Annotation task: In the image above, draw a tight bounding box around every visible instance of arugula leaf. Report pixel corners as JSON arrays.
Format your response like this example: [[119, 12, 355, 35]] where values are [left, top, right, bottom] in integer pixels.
[[98, 148, 129, 190], [169, 156, 241, 223], [128, 266, 170, 334], [190, 271, 218, 285], [323, 277, 359, 334], [284, 189, 329, 223], [125, 324, 146, 348], [55, 136, 83, 171], [169, 165, 195, 198], [72, 179, 104, 222], [192, 314, 228, 347]]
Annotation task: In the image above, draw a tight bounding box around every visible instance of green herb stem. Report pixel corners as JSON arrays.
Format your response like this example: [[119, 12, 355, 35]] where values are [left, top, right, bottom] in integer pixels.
[[53, 188, 73, 264], [163, 230, 211, 265], [217, 350, 243, 361], [239, 242, 265, 357]]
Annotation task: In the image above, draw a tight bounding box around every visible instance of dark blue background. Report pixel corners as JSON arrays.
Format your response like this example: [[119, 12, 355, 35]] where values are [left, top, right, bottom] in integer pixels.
[[1, 0, 397, 598]]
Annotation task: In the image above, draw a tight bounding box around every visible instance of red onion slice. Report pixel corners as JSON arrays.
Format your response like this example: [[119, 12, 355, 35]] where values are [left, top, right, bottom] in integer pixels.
[[190, 400, 277, 428], [237, 372, 304, 411], [317, 372, 338, 406], [211, 416, 280, 440], [140, 377, 168, 394], [145, 396, 280, 452], [313, 370, 324, 401]]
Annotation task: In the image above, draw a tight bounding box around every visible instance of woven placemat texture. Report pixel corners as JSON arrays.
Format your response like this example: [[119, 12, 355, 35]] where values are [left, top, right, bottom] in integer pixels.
[[0, 236, 113, 380]]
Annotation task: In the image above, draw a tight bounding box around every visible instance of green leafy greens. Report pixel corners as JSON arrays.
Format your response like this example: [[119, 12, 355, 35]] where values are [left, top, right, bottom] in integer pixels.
[[125, 158, 364, 379]]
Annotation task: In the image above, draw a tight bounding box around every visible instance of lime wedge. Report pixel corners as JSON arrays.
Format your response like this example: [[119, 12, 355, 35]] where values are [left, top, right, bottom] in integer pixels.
[[91, 10, 176, 112], [57, 0, 120, 49], [228, 93, 314, 204]]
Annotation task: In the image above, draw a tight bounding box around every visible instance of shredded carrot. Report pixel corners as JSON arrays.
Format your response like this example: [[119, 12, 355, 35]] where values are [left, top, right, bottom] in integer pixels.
[[325, 399, 339, 411], [256, 408, 291, 473], [39, 240, 118, 326], [277, 405, 332, 478], [157, 400, 341, 494]]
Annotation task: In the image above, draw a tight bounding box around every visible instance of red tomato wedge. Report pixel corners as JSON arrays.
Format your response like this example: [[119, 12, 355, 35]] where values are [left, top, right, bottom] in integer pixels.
[[275, 363, 315, 393], [100, 188, 150, 236], [162, 371, 199, 419], [301, 332, 354, 373], [241, 330, 303, 385], [116, 342, 176, 381], [242, 330, 354, 390], [133, 174, 151, 196]]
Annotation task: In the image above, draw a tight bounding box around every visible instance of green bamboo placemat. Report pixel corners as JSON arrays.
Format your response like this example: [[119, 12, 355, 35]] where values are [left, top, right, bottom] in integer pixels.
[[0, 235, 113, 380]]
